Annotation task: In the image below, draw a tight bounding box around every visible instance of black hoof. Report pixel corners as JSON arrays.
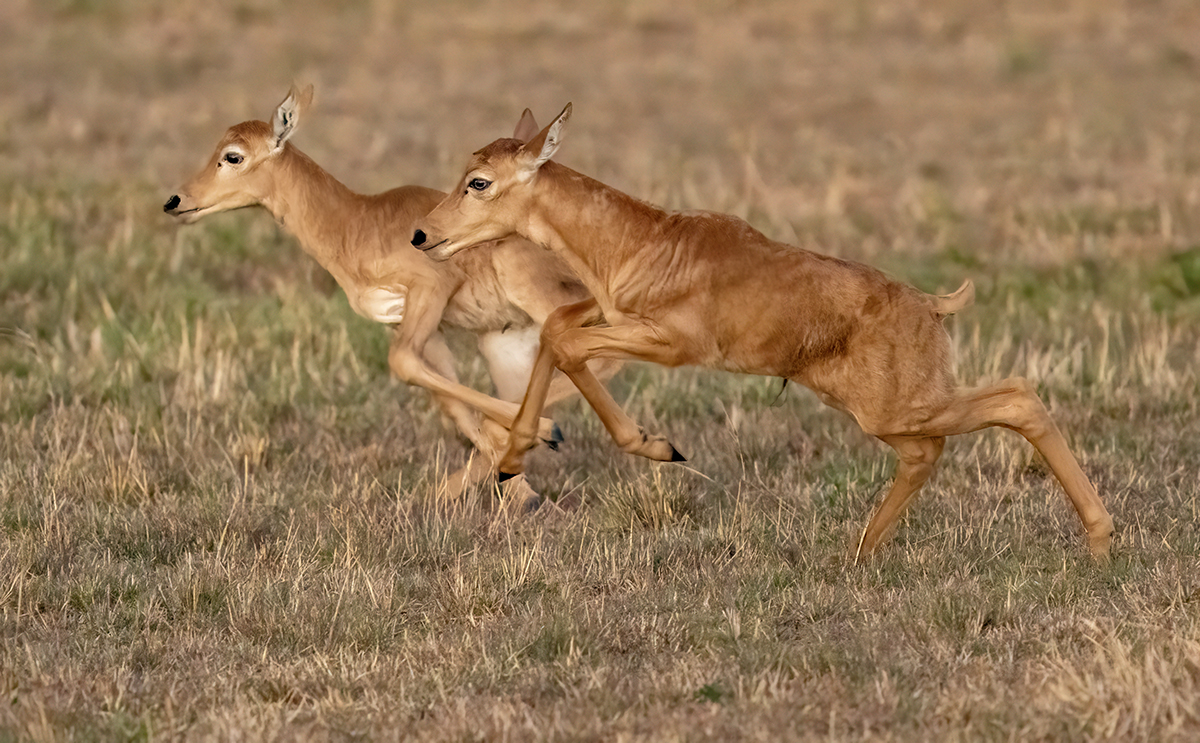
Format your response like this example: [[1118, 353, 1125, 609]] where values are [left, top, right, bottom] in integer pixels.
[[670, 445, 687, 463], [498, 471, 518, 483], [545, 423, 564, 451]]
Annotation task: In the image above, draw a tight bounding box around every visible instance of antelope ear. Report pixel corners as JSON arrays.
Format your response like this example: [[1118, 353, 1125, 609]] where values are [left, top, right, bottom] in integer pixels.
[[512, 108, 539, 143], [272, 84, 314, 152], [517, 102, 570, 180]]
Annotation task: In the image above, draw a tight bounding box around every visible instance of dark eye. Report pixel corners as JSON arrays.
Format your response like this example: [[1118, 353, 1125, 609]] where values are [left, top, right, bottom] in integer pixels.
[[468, 178, 491, 192], [223, 152, 244, 165]]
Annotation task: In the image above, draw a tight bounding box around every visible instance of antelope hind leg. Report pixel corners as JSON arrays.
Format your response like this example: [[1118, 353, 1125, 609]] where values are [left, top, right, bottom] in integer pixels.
[[856, 436, 945, 561], [875, 378, 1113, 558]]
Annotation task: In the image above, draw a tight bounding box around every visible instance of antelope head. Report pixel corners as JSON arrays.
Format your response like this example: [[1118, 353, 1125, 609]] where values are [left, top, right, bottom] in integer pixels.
[[411, 103, 571, 262], [164, 84, 314, 223]]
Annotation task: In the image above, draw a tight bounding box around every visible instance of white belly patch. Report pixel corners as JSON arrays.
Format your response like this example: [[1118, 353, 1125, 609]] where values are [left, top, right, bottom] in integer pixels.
[[355, 285, 408, 324], [477, 326, 541, 402]]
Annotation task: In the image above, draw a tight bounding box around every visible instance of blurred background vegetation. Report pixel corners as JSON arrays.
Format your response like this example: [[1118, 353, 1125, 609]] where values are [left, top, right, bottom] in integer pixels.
[[2, 1, 1199, 739]]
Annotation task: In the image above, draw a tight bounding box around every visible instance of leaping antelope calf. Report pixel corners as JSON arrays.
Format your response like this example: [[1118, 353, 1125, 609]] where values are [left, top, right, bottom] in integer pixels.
[[165, 87, 617, 492], [411, 103, 1114, 558]]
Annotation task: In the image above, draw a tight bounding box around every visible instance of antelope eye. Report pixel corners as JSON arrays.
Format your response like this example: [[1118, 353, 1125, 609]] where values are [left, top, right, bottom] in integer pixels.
[[223, 152, 244, 165], [468, 178, 491, 192]]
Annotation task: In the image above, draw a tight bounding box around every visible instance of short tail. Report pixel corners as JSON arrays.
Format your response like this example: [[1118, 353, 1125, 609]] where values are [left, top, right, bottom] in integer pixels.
[[929, 279, 974, 317]]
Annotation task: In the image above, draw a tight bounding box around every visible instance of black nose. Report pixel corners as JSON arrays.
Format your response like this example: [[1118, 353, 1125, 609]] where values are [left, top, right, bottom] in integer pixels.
[[163, 195, 181, 212], [411, 229, 427, 248]]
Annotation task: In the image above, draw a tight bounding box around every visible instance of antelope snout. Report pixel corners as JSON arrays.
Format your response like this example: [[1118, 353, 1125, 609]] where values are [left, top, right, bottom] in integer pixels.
[[163, 194, 182, 213], [411, 227, 450, 258]]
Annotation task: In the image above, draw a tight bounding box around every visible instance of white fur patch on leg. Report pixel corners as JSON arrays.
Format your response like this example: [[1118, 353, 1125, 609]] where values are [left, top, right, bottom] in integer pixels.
[[354, 285, 408, 324]]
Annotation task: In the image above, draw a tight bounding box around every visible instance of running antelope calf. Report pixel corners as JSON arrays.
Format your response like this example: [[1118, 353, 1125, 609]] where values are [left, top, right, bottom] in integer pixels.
[[165, 87, 616, 493], [411, 103, 1114, 558]]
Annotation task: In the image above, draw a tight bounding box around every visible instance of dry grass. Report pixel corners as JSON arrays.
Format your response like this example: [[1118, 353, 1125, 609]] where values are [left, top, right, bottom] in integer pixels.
[[3, 0, 1200, 740]]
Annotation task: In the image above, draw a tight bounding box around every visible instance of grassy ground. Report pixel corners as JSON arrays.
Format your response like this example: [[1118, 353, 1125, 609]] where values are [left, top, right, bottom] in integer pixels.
[[3, 1, 1200, 740]]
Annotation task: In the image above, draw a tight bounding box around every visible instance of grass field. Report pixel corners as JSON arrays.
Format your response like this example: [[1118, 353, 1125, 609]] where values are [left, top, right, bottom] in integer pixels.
[[3, 0, 1200, 740]]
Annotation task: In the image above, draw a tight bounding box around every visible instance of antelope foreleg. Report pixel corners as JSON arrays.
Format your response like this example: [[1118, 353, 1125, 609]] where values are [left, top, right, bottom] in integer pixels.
[[498, 299, 610, 477], [390, 294, 559, 443], [544, 321, 685, 463], [497, 326, 563, 478]]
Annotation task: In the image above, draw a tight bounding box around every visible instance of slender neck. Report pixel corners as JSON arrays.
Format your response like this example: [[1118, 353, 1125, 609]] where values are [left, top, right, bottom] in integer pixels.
[[524, 162, 668, 294], [260, 145, 362, 273]]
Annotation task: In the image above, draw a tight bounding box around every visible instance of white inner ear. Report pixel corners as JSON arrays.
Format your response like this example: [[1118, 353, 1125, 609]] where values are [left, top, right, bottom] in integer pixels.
[[532, 120, 565, 170], [519, 121, 568, 183], [272, 97, 299, 151]]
